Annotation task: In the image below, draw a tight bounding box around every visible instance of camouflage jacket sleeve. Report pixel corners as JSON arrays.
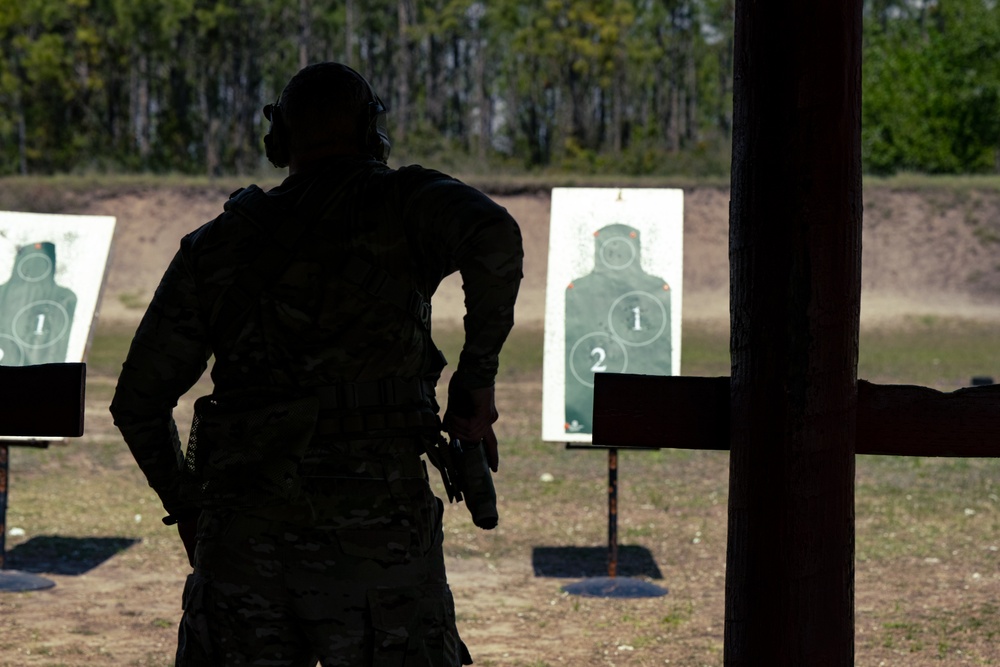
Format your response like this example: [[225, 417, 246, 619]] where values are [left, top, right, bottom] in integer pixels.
[[109, 244, 211, 518], [400, 169, 524, 389]]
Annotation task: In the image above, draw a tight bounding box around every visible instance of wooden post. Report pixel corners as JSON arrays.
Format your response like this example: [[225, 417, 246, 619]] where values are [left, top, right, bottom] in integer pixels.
[[725, 1, 862, 664], [0, 445, 7, 570], [607, 448, 618, 577]]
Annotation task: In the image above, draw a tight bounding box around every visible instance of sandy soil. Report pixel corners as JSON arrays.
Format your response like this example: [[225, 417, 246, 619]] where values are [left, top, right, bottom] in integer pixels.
[[83, 184, 1000, 329]]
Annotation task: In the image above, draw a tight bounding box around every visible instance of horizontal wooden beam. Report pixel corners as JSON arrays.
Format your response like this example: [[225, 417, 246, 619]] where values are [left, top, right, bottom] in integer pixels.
[[592, 374, 1000, 458], [0, 363, 86, 439], [593, 374, 730, 451], [856, 380, 1000, 457]]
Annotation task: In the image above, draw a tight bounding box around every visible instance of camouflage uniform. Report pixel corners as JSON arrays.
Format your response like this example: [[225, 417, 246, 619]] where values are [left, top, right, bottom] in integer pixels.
[[110, 157, 523, 666]]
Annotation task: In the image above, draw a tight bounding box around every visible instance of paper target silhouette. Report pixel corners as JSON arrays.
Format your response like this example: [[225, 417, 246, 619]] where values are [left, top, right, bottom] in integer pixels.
[[564, 224, 672, 434], [0, 242, 77, 366], [542, 188, 683, 443]]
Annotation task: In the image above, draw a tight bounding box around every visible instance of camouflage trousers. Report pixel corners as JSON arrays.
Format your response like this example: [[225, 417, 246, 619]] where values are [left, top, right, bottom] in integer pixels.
[[175, 437, 472, 666]]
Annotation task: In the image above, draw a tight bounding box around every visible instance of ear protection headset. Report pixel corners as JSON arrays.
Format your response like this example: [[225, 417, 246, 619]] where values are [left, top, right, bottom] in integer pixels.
[[263, 64, 391, 168]]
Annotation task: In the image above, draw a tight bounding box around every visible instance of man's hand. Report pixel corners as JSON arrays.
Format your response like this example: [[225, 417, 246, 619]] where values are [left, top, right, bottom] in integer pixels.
[[443, 379, 499, 472], [177, 516, 200, 568]]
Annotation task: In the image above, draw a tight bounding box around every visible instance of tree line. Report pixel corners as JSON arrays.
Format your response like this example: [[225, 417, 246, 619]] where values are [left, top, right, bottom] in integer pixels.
[[0, 0, 997, 177]]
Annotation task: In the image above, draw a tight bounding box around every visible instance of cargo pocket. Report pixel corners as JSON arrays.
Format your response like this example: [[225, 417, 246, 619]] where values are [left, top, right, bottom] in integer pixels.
[[192, 510, 236, 570], [176, 573, 218, 666], [367, 583, 472, 666], [411, 487, 445, 557]]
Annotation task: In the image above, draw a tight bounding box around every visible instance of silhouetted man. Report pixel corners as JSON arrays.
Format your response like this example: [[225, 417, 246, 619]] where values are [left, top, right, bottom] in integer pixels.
[[111, 62, 522, 666]]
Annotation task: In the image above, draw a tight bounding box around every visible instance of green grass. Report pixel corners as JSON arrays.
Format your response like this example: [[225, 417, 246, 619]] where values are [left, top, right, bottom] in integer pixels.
[[859, 316, 1000, 390], [10, 171, 1000, 213], [856, 454, 999, 563], [678, 322, 730, 377], [469, 314, 998, 391], [117, 291, 149, 311], [863, 172, 1000, 192], [87, 322, 137, 376], [432, 323, 545, 383], [437, 318, 732, 383]]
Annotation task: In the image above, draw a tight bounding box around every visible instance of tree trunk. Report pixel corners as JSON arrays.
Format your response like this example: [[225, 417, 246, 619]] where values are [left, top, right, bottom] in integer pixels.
[[202, 75, 220, 177], [718, 34, 733, 139], [16, 99, 27, 175], [425, 34, 443, 131], [395, 0, 413, 144], [611, 73, 623, 155], [474, 35, 489, 163], [299, 0, 311, 69], [345, 0, 356, 65], [131, 53, 151, 161], [449, 35, 465, 139], [724, 1, 863, 665], [685, 37, 697, 145]]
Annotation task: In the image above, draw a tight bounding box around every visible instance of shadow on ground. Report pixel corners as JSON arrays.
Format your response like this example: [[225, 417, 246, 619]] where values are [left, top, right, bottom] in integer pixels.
[[4, 536, 140, 575], [531, 545, 663, 579]]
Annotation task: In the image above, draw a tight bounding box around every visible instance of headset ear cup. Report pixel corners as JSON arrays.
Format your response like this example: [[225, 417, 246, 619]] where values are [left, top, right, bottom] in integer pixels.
[[366, 96, 391, 163], [264, 107, 290, 168], [368, 117, 391, 163]]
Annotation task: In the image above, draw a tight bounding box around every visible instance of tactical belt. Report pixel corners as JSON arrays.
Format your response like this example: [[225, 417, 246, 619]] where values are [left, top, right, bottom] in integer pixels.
[[300, 446, 428, 481], [313, 376, 440, 439], [315, 410, 440, 438], [315, 376, 430, 410]]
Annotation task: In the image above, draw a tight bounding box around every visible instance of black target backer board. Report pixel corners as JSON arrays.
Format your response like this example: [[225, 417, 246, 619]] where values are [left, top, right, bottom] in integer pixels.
[[541, 188, 683, 444]]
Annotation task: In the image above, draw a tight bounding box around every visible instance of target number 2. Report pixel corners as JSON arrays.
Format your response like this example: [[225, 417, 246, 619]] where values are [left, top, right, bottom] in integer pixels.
[[590, 347, 608, 372]]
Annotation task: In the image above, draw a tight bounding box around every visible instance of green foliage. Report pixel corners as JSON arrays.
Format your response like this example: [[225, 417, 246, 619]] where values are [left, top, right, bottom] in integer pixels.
[[863, 0, 1000, 174], [0, 0, 739, 176], [0, 1, 998, 176]]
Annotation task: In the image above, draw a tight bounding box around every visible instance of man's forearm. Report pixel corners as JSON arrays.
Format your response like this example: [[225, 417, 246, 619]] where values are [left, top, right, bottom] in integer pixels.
[[112, 408, 191, 515], [456, 229, 522, 388]]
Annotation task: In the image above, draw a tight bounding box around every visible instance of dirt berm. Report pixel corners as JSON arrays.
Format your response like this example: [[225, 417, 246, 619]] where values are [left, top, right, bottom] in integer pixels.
[[10, 181, 997, 328]]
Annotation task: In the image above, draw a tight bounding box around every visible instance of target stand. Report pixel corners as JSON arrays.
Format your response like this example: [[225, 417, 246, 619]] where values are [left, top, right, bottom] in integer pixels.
[[560, 445, 668, 599], [0, 362, 85, 592]]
